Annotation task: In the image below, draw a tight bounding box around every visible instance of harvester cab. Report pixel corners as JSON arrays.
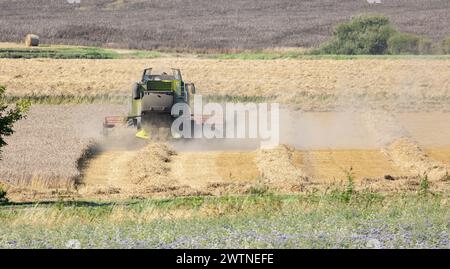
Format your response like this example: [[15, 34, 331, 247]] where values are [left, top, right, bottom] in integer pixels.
[[103, 68, 196, 140]]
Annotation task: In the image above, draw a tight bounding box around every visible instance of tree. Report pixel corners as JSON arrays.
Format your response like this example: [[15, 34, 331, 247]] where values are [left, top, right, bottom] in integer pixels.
[[0, 85, 30, 158]]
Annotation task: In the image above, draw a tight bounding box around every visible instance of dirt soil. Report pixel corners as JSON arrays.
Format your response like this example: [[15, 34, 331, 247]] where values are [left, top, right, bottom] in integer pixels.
[[1, 1, 449, 49]]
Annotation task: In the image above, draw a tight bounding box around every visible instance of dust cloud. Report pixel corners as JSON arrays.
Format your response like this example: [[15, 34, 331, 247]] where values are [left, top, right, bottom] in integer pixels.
[[84, 102, 450, 153]]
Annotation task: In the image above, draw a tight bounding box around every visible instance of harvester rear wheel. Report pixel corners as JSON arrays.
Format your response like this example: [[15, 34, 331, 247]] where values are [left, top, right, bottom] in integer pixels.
[[136, 117, 142, 129], [132, 83, 140, 100]]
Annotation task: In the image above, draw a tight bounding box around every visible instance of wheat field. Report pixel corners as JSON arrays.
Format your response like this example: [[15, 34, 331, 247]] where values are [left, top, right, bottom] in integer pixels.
[[0, 105, 126, 190], [1, 58, 449, 111]]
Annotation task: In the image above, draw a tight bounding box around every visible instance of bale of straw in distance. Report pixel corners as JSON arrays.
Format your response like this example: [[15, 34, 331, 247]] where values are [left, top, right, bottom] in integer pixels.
[[25, 34, 39, 47]]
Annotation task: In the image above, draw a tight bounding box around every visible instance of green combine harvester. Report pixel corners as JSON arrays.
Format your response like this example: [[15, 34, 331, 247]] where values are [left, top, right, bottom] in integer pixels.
[[103, 68, 196, 139]]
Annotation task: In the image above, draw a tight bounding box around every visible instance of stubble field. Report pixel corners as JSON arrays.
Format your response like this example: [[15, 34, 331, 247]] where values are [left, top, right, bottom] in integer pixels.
[[0, 53, 449, 202]]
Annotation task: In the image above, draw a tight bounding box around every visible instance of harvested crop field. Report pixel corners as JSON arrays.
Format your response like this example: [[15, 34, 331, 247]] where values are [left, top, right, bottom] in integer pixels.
[[300, 150, 404, 182], [170, 151, 260, 187], [1, 58, 450, 111], [80, 148, 262, 199], [1, 104, 450, 201], [2, 55, 450, 200], [0, 105, 450, 197], [0, 108, 450, 200], [79, 144, 449, 201], [427, 149, 450, 165], [1, 0, 449, 49]]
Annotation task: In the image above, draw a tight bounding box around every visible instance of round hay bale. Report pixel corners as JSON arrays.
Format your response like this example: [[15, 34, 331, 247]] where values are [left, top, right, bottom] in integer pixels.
[[24, 34, 40, 47]]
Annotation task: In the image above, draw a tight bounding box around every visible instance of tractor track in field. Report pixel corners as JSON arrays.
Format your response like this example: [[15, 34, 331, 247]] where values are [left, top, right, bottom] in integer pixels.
[[80, 149, 260, 189], [169, 151, 260, 189], [78, 143, 262, 198], [80, 150, 138, 189]]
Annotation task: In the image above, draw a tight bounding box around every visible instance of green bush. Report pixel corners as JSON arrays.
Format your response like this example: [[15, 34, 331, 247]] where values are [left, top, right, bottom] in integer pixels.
[[316, 14, 437, 55], [419, 174, 430, 196], [442, 37, 450, 54], [247, 184, 270, 196], [388, 33, 420, 54], [319, 14, 395, 55], [387, 33, 433, 54], [418, 37, 433, 54]]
